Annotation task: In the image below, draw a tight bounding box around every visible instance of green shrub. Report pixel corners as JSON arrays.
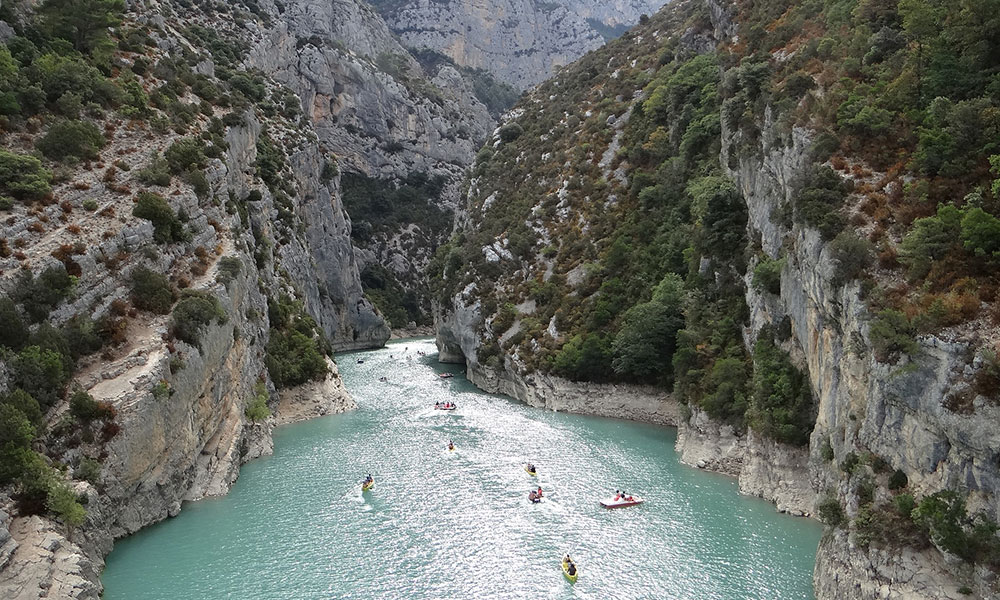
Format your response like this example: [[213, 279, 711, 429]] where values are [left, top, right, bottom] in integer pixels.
[[841, 451, 860, 474], [13, 265, 74, 322], [900, 204, 962, 280], [136, 157, 172, 186], [76, 457, 101, 483], [9, 345, 69, 409], [164, 137, 205, 173], [1, 389, 43, 428], [170, 291, 226, 348], [40, 0, 125, 54], [82, 199, 98, 211], [0, 297, 29, 350], [133, 191, 186, 243], [752, 257, 784, 295], [492, 303, 517, 334], [611, 273, 685, 384], [960, 207, 1000, 260], [793, 166, 848, 240], [830, 232, 874, 286], [909, 491, 1000, 563], [498, 122, 523, 143], [45, 479, 86, 529], [130, 266, 176, 314], [61, 314, 103, 359], [265, 329, 328, 388], [151, 380, 171, 400], [748, 333, 814, 446], [0, 403, 36, 450], [68, 389, 101, 421], [869, 309, 919, 363], [700, 357, 750, 426], [320, 160, 338, 183], [245, 382, 271, 422], [820, 438, 835, 461], [817, 496, 845, 527], [255, 133, 284, 191], [894, 493, 916, 518], [36, 120, 105, 162], [216, 256, 242, 288], [553, 333, 614, 382], [183, 169, 210, 199], [0, 150, 52, 200]]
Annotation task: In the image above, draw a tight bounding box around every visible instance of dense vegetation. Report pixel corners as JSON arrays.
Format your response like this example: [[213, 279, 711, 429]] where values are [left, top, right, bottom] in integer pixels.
[[727, 0, 1000, 363], [265, 294, 330, 388]]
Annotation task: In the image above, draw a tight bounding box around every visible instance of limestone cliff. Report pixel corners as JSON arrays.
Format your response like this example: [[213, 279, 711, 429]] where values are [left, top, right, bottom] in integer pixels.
[[372, 0, 668, 90], [0, 0, 382, 595], [244, 0, 495, 328]]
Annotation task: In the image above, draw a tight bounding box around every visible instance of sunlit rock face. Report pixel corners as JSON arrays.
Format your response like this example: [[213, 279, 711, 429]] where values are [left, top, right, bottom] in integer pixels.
[[371, 0, 669, 90]]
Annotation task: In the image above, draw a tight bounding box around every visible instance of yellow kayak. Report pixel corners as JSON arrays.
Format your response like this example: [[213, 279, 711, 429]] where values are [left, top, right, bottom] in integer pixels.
[[361, 479, 375, 492], [448, 445, 456, 452], [524, 465, 537, 476], [562, 559, 578, 583]]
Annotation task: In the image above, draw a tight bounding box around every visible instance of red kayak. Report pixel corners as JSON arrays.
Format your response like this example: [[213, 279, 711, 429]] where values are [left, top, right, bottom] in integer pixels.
[[600, 496, 644, 508]]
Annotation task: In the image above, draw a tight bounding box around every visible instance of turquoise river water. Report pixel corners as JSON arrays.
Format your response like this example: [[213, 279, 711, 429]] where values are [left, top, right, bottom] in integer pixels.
[[102, 338, 821, 599]]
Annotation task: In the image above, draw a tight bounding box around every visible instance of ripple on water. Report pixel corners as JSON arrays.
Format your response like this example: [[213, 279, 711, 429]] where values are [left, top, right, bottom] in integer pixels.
[[102, 338, 820, 600]]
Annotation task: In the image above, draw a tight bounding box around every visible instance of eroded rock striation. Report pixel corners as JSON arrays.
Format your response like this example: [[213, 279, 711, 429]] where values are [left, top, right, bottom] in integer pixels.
[[373, 0, 668, 90]]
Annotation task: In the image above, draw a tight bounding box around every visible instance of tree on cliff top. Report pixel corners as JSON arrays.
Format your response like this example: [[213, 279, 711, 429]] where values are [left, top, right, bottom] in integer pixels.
[[40, 0, 125, 54]]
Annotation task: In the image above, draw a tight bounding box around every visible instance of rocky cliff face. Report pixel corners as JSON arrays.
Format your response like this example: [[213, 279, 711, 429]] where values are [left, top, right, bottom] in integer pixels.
[[372, 0, 668, 90], [245, 0, 495, 328], [721, 90, 1000, 600], [0, 0, 391, 595]]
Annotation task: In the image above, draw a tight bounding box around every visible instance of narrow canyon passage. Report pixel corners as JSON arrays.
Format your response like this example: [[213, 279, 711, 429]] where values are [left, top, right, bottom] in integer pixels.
[[102, 338, 820, 599]]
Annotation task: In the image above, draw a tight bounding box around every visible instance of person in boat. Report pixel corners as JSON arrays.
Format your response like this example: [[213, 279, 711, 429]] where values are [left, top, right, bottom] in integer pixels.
[[448, 440, 455, 450], [434, 401, 440, 408], [614, 490, 621, 501], [536, 486, 543, 497], [527, 463, 535, 473], [357, 359, 364, 364]]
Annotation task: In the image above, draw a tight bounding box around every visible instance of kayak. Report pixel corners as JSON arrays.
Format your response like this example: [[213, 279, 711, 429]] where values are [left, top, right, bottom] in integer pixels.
[[524, 466, 537, 476], [439, 373, 454, 379], [361, 480, 375, 492], [562, 560, 578, 583], [600, 496, 644, 508]]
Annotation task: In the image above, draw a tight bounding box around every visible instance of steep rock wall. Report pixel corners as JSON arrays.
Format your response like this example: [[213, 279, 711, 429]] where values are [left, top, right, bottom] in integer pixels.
[[719, 81, 1000, 600], [376, 0, 669, 90]]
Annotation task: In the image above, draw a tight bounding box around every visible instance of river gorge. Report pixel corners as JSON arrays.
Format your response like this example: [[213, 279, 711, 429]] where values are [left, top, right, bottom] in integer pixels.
[[101, 339, 820, 599]]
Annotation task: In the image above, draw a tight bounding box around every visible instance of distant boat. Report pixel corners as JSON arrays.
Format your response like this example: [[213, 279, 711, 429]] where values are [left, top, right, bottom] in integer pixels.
[[439, 373, 454, 379], [434, 403, 456, 411]]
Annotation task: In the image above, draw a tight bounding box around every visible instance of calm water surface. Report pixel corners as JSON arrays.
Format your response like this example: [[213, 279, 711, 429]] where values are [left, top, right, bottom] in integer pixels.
[[102, 338, 821, 599]]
